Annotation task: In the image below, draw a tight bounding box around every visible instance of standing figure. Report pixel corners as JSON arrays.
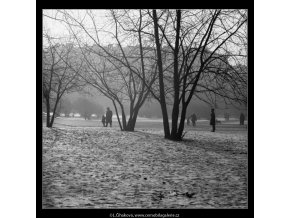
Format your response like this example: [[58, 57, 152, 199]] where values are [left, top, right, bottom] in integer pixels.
[[240, 113, 245, 125], [101, 114, 106, 127], [106, 107, 113, 127], [210, 109, 216, 132], [191, 113, 197, 126]]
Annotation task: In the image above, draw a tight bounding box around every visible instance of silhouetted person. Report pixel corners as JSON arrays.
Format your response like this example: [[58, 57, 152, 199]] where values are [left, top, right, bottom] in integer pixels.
[[101, 114, 106, 127], [240, 113, 245, 125], [210, 109, 216, 132], [191, 113, 197, 126], [106, 107, 113, 127]]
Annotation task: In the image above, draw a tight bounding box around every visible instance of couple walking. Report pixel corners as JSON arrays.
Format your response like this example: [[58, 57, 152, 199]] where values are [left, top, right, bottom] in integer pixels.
[[187, 113, 197, 126], [101, 107, 113, 127]]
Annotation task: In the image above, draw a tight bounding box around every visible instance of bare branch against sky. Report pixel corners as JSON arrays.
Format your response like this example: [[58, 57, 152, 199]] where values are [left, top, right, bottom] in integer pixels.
[[43, 10, 247, 66], [44, 10, 120, 46]]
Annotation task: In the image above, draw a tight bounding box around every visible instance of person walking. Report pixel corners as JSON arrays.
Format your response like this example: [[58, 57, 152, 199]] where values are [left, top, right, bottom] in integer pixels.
[[240, 113, 245, 125], [191, 113, 197, 126], [101, 114, 106, 127], [106, 107, 113, 127], [210, 109, 216, 132]]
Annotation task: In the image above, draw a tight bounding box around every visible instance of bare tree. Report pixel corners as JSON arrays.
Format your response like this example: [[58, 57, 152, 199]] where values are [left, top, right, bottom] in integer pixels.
[[47, 10, 159, 131], [42, 34, 85, 127], [151, 9, 247, 140], [43, 9, 247, 137]]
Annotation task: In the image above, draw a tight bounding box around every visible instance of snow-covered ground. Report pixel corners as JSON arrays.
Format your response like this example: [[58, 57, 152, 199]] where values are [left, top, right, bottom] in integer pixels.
[[47, 117, 248, 129], [42, 127, 247, 208]]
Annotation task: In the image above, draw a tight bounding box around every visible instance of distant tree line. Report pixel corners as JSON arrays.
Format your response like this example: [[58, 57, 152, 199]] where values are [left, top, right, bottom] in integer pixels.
[[43, 96, 104, 122], [138, 96, 246, 120]]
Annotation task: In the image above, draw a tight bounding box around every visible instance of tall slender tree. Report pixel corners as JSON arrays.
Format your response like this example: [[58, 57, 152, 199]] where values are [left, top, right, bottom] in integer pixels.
[[151, 9, 247, 140]]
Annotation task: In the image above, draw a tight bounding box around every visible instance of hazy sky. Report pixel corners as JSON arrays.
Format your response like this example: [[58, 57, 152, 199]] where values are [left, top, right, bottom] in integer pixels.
[[43, 9, 107, 33], [43, 10, 114, 45], [43, 9, 247, 66]]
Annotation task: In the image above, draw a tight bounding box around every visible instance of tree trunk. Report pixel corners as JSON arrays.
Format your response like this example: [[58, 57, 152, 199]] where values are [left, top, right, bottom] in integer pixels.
[[49, 97, 60, 127], [124, 119, 135, 131], [46, 98, 51, 127], [177, 104, 188, 139], [153, 9, 170, 139], [124, 110, 138, 132], [170, 9, 182, 140], [170, 102, 179, 139], [49, 114, 55, 128], [121, 107, 127, 130], [50, 111, 56, 127], [112, 100, 123, 131]]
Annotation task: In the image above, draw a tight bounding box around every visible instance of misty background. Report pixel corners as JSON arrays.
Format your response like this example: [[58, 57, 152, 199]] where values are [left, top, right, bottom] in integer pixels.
[[42, 86, 247, 120]]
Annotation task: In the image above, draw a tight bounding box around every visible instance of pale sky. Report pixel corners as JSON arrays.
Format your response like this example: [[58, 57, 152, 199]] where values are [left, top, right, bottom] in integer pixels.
[[43, 9, 108, 33], [43, 10, 115, 45], [43, 9, 247, 66]]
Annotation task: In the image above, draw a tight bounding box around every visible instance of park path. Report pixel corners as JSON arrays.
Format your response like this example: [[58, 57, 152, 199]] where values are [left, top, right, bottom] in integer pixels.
[[42, 127, 247, 208]]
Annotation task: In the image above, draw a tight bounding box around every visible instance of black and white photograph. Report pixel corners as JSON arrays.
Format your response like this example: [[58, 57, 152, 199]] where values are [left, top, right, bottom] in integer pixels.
[[5, 1, 290, 218], [41, 9, 248, 210]]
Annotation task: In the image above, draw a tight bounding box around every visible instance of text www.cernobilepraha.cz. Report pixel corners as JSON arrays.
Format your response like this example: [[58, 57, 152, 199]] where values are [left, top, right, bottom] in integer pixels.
[[110, 213, 180, 218]]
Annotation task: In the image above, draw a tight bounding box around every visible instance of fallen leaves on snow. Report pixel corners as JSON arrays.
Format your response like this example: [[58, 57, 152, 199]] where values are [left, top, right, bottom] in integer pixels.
[[42, 127, 247, 208]]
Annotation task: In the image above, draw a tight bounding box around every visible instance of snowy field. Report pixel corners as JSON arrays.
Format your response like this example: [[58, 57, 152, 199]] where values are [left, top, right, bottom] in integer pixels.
[[42, 120, 247, 208]]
